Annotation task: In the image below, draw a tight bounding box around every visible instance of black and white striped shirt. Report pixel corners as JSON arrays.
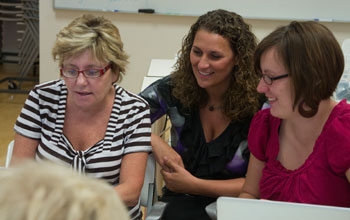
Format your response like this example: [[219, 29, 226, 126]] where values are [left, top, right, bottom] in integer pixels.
[[14, 79, 152, 219]]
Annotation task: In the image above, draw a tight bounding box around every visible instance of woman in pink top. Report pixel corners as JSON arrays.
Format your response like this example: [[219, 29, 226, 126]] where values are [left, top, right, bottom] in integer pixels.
[[240, 21, 350, 207]]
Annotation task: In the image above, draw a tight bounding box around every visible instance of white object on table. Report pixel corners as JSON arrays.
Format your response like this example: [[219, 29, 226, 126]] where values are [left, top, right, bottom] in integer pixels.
[[141, 59, 176, 91], [217, 197, 350, 220], [141, 76, 162, 91], [147, 59, 176, 77]]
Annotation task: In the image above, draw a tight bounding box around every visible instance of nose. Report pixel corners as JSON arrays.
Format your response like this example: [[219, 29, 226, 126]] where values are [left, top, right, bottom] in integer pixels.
[[75, 72, 88, 85], [256, 77, 268, 94], [198, 55, 209, 69]]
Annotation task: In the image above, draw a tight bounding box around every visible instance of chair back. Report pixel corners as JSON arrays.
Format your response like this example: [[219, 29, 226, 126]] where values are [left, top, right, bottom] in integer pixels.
[[5, 140, 14, 168], [140, 153, 156, 215]]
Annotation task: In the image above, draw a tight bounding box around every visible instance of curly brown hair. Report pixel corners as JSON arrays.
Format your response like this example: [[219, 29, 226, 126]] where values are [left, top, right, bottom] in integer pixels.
[[171, 9, 260, 121]]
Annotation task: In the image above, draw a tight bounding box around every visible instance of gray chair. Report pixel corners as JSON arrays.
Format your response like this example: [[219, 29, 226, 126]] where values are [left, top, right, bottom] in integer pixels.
[[5, 140, 14, 168], [206, 201, 217, 220], [140, 153, 167, 220]]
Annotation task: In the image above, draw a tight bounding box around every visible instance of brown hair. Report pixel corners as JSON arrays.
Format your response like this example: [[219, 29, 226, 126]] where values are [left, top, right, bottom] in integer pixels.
[[52, 14, 129, 83], [171, 9, 260, 121], [255, 21, 344, 117]]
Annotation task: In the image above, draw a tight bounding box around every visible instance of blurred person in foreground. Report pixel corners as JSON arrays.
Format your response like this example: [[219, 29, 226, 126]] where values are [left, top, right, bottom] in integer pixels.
[[0, 161, 130, 220]]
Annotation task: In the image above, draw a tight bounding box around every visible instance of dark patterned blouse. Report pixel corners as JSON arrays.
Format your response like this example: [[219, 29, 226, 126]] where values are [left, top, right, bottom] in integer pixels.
[[140, 75, 253, 180]]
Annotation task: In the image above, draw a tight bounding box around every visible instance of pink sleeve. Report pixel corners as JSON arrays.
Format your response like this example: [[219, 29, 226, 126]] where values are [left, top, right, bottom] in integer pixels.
[[326, 112, 350, 175], [248, 109, 271, 162]]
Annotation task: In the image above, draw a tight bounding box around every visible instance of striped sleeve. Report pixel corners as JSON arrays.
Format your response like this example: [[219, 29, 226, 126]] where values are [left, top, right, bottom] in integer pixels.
[[119, 90, 152, 154], [14, 80, 62, 140], [14, 88, 42, 139], [124, 108, 151, 153]]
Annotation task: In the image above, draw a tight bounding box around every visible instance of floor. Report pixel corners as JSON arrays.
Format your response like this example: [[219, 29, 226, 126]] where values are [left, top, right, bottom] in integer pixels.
[[0, 63, 37, 166]]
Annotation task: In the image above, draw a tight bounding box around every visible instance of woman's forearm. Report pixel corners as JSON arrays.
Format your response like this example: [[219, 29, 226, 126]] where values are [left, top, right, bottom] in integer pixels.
[[11, 133, 38, 166], [239, 191, 258, 199], [189, 177, 245, 198], [114, 183, 141, 206], [151, 133, 183, 168], [117, 152, 148, 206]]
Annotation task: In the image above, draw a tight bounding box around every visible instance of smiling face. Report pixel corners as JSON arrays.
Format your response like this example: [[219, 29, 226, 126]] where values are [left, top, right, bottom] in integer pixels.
[[62, 49, 117, 110], [257, 47, 294, 119], [190, 29, 236, 93]]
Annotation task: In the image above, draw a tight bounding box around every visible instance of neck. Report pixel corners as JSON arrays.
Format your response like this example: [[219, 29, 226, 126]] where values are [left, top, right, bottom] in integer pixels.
[[206, 95, 224, 112], [206, 84, 227, 100], [206, 86, 226, 104], [67, 87, 115, 117], [208, 105, 222, 111], [282, 98, 336, 141]]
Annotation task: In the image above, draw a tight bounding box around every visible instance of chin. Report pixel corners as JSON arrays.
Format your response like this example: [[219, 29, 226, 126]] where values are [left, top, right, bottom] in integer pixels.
[[269, 108, 283, 119], [270, 107, 293, 120], [195, 80, 209, 89]]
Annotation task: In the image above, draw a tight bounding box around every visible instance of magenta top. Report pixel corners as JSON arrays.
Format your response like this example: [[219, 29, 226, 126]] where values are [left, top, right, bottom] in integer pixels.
[[248, 100, 350, 207]]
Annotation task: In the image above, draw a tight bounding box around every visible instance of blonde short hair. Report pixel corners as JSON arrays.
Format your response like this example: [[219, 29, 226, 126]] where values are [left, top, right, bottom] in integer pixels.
[[52, 14, 129, 83], [0, 162, 130, 220]]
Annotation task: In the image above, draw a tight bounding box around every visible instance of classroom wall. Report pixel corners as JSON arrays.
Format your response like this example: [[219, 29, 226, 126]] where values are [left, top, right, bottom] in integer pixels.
[[40, 0, 350, 94]]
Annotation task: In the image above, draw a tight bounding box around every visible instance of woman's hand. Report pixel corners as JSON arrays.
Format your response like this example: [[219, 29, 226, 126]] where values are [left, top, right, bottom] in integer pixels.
[[152, 135, 247, 197], [161, 156, 246, 197], [161, 156, 197, 194]]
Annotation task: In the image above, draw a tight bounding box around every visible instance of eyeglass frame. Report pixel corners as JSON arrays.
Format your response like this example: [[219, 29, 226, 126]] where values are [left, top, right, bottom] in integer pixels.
[[60, 63, 111, 78], [260, 73, 289, 85]]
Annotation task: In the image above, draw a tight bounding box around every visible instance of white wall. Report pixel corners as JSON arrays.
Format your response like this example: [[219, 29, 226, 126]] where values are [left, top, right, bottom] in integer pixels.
[[40, 0, 350, 93]]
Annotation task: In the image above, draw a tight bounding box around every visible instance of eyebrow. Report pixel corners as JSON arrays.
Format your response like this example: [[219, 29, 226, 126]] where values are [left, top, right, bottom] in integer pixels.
[[62, 64, 103, 69], [262, 69, 281, 75], [192, 45, 225, 55]]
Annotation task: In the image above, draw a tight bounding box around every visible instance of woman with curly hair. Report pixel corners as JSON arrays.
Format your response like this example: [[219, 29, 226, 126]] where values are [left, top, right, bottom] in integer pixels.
[[140, 9, 262, 219]]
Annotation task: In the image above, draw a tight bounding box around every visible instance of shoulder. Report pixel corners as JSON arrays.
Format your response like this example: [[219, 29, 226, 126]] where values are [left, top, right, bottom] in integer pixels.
[[115, 84, 149, 109], [27, 79, 65, 104], [248, 108, 278, 161], [34, 79, 64, 91], [248, 108, 273, 141], [325, 100, 350, 174], [139, 75, 182, 109], [324, 100, 350, 143], [32, 79, 65, 95], [140, 75, 172, 99], [250, 108, 276, 129], [326, 100, 350, 134]]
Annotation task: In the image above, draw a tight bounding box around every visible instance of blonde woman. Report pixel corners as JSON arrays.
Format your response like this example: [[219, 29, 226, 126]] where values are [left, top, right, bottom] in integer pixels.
[[12, 14, 151, 219]]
